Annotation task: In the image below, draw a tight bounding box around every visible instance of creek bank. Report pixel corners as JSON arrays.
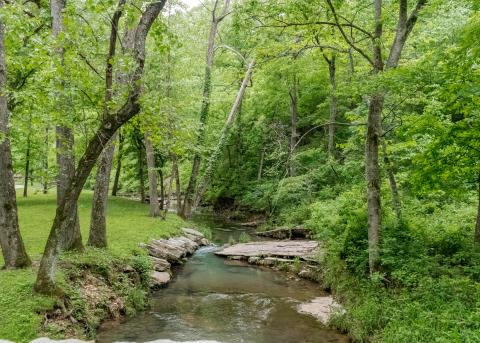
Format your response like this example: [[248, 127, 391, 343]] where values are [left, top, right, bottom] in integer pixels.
[[37, 228, 208, 342], [141, 228, 210, 288]]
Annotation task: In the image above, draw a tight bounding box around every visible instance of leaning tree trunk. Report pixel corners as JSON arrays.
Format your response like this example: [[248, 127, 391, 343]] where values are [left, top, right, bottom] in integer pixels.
[[112, 131, 123, 196], [87, 134, 116, 248], [181, 0, 230, 218], [288, 75, 298, 177], [145, 133, 160, 217], [88, 0, 126, 247], [51, 0, 83, 252], [0, 13, 31, 269], [34, 0, 166, 295], [193, 60, 255, 208]]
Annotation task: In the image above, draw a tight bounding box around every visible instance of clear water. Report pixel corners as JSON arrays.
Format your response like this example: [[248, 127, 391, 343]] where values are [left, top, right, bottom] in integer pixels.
[[97, 214, 347, 343]]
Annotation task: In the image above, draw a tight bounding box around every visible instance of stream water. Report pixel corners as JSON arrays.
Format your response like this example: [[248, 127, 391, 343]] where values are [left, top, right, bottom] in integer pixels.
[[97, 214, 347, 343]]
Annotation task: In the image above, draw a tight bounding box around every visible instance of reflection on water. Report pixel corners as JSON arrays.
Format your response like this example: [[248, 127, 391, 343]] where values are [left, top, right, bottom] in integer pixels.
[[97, 214, 346, 343]]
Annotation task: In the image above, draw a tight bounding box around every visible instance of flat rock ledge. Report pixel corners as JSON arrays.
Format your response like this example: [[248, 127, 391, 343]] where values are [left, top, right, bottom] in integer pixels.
[[215, 240, 321, 261], [140, 228, 210, 288], [215, 240, 324, 282], [297, 296, 345, 325]]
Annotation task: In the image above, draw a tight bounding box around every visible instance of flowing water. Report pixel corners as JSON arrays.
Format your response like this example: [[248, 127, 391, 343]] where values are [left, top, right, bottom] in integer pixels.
[[97, 214, 347, 343]]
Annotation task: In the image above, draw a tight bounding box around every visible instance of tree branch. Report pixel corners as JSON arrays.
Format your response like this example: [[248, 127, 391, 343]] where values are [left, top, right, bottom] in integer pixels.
[[325, 0, 374, 67]]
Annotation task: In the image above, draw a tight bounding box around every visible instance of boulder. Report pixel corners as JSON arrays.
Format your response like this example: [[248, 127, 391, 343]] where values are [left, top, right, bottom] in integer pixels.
[[167, 236, 198, 254], [150, 257, 171, 272], [297, 296, 344, 325], [151, 271, 171, 288], [180, 228, 207, 245], [150, 240, 187, 261]]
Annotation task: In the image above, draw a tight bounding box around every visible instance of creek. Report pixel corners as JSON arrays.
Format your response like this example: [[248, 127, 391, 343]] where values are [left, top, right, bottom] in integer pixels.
[[97, 213, 347, 343]]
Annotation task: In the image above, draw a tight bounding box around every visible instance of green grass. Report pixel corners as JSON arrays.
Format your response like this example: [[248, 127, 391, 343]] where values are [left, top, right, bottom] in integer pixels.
[[0, 192, 186, 342]]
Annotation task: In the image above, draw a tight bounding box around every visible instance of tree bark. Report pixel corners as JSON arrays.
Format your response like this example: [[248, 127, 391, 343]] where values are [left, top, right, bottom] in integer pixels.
[[366, 93, 383, 274], [288, 74, 298, 177], [145, 133, 160, 216], [111, 131, 123, 196], [87, 134, 116, 248], [181, 0, 230, 218], [51, 0, 83, 252], [0, 11, 31, 269], [34, 0, 166, 294], [193, 60, 255, 208], [381, 139, 401, 222]]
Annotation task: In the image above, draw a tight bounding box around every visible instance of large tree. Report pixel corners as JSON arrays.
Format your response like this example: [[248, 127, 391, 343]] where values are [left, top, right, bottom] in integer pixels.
[[181, 0, 230, 218], [50, 0, 83, 251], [34, 0, 167, 294], [325, 0, 428, 272], [0, 2, 31, 269]]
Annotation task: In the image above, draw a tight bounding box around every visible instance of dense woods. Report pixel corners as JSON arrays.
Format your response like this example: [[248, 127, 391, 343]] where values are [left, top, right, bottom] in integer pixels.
[[1, 0, 480, 342]]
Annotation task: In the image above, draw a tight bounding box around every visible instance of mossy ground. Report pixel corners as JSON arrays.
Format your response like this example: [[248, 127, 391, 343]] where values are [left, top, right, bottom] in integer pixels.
[[0, 191, 186, 343]]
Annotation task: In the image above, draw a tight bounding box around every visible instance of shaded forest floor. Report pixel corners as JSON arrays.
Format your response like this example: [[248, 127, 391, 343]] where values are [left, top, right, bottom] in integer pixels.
[[0, 192, 186, 342]]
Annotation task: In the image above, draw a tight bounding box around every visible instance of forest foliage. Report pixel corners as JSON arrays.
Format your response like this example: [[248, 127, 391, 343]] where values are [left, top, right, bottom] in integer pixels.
[[0, 0, 480, 341]]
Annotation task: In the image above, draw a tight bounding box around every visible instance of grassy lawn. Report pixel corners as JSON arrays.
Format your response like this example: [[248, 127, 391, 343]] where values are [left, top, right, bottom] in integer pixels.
[[0, 191, 186, 342]]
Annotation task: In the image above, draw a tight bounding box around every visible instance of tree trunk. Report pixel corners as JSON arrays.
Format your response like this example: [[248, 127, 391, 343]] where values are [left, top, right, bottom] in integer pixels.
[[258, 147, 265, 180], [0, 12, 31, 269], [158, 164, 165, 210], [173, 154, 182, 215], [51, 0, 83, 252], [181, 0, 230, 218], [111, 131, 123, 196], [381, 139, 401, 222], [87, 134, 116, 248], [193, 60, 255, 208], [366, 93, 383, 274], [164, 163, 175, 217], [145, 133, 160, 216], [87, 0, 126, 247], [34, 0, 166, 294], [324, 54, 337, 157], [23, 133, 31, 197], [138, 145, 146, 203], [43, 126, 49, 194], [288, 75, 298, 177]]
